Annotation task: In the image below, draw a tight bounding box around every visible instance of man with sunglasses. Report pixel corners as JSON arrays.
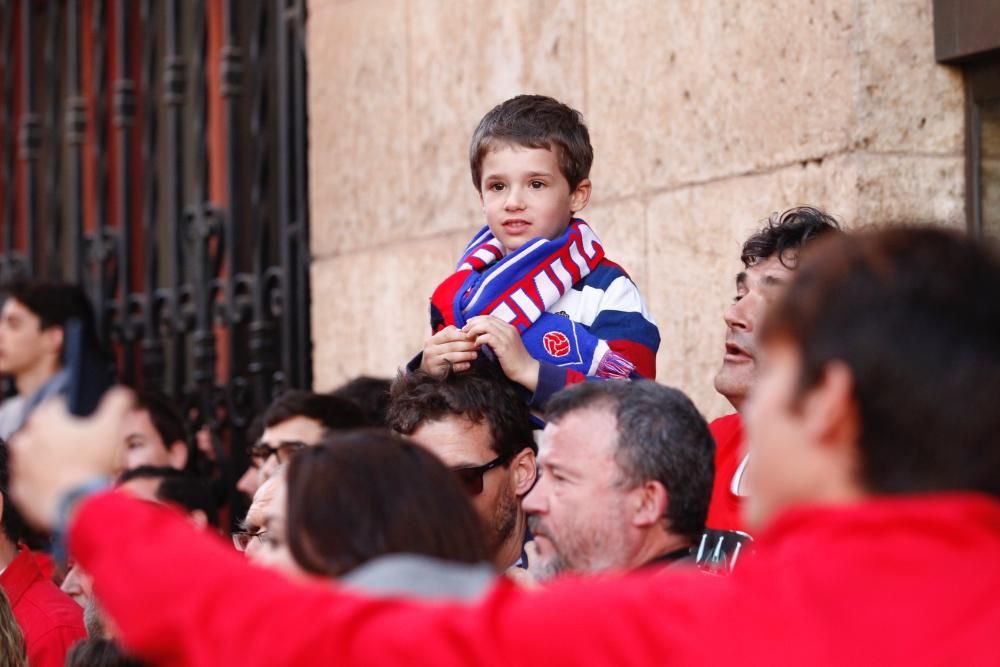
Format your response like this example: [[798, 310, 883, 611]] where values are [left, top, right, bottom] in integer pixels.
[[388, 363, 537, 572], [235, 390, 369, 497]]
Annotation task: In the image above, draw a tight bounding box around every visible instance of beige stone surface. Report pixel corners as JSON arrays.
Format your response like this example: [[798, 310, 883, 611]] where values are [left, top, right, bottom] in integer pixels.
[[854, 154, 965, 228], [854, 0, 964, 155], [311, 229, 473, 391], [308, 0, 409, 259], [307, 0, 968, 418], [407, 0, 586, 236], [585, 0, 855, 200], [646, 154, 860, 419]]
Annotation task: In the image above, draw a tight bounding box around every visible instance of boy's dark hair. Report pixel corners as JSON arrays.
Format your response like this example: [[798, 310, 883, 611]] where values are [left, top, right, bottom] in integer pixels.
[[388, 362, 537, 460], [0, 439, 27, 545], [762, 226, 1000, 498], [261, 390, 370, 432], [330, 376, 392, 427], [286, 430, 488, 578], [741, 206, 841, 270], [469, 94, 593, 192], [133, 390, 192, 465], [544, 381, 714, 542]]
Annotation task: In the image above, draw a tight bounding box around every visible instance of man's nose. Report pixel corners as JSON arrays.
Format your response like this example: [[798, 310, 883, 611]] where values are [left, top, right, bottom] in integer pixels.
[[723, 297, 751, 332], [521, 475, 548, 514]]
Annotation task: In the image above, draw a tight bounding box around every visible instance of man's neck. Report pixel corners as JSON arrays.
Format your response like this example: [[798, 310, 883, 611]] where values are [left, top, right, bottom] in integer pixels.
[[0, 535, 18, 572], [494, 509, 527, 571], [627, 530, 691, 570], [16, 359, 60, 399]]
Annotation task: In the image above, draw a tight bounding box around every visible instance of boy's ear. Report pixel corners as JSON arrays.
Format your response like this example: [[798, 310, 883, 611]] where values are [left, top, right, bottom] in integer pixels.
[[569, 178, 592, 213]]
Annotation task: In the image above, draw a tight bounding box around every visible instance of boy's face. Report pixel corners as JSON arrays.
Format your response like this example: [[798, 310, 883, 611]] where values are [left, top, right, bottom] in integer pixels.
[[479, 145, 591, 253]]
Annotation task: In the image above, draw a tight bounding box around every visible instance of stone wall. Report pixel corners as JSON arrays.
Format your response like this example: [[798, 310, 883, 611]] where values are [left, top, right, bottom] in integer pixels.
[[307, 0, 964, 419]]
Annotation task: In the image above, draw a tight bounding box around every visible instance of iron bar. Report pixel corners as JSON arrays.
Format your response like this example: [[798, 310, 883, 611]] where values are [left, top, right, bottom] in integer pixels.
[[90, 0, 113, 342], [1, 0, 19, 280], [43, 1, 65, 279], [19, 0, 40, 275], [65, 0, 86, 284], [139, 0, 164, 389], [114, 0, 136, 382], [163, 0, 186, 398]]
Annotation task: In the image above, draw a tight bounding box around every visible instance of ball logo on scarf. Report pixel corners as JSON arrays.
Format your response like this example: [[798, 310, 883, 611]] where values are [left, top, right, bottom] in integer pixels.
[[542, 331, 571, 358]]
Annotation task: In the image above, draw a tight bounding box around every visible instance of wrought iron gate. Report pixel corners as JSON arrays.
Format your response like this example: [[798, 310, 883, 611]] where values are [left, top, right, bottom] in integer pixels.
[[0, 0, 312, 491]]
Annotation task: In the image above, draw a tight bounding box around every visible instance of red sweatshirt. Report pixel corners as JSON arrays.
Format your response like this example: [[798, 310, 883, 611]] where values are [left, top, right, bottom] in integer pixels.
[[705, 413, 746, 532], [71, 491, 1000, 666]]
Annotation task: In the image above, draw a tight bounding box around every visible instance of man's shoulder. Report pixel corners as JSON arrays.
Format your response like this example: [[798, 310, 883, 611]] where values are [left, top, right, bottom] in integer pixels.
[[11, 575, 84, 649], [709, 413, 743, 441]]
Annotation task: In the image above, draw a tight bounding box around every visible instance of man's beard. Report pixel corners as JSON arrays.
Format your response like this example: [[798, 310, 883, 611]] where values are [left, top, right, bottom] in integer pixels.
[[526, 515, 569, 581], [489, 480, 519, 554]]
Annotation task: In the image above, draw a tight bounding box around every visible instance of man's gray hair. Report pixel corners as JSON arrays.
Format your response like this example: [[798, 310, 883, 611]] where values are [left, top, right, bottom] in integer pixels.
[[544, 381, 715, 541]]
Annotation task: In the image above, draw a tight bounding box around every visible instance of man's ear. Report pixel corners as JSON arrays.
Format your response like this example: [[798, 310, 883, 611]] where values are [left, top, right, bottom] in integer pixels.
[[631, 480, 669, 529], [802, 361, 859, 454], [167, 441, 190, 471], [41, 325, 64, 357], [569, 178, 592, 214], [511, 448, 538, 497]]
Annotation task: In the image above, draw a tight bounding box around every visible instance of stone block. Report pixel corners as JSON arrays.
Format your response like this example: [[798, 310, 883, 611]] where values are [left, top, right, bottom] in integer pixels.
[[308, 0, 409, 259], [585, 198, 649, 292], [854, 0, 964, 155], [645, 155, 860, 419], [854, 153, 965, 228], [586, 0, 855, 200], [407, 0, 587, 236]]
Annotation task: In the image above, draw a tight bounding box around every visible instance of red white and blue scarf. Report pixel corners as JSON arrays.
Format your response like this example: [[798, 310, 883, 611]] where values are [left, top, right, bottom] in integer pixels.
[[430, 219, 635, 378]]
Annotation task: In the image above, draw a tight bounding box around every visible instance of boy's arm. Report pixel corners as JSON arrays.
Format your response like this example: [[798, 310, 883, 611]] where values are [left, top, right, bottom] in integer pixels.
[[466, 277, 659, 405]]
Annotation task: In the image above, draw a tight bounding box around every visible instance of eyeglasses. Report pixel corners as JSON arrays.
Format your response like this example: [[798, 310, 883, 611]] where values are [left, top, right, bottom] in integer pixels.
[[451, 454, 511, 496], [247, 440, 307, 467], [232, 529, 267, 552]]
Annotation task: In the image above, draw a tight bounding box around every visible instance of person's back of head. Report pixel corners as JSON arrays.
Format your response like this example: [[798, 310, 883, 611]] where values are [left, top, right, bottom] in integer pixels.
[[388, 361, 537, 460], [544, 380, 715, 543], [285, 430, 489, 577], [759, 226, 1000, 501], [262, 389, 371, 432], [330, 376, 392, 427], [0, 587, 26, 667], [469, 94, 593, 192]]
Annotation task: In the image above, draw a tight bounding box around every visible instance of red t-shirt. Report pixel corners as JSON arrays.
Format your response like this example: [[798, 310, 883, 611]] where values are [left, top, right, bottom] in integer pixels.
[[706, 413, 746, 532], [0, 548, 86, 667]]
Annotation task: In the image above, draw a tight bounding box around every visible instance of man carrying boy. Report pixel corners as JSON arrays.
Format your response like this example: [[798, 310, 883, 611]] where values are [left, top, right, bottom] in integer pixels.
[[417, 95, 659, 405]]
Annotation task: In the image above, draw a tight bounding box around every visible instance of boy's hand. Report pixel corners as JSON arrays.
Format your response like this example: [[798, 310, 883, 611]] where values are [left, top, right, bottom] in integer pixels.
[[463, 316, 540, 391], [419, 325, 478, 376]]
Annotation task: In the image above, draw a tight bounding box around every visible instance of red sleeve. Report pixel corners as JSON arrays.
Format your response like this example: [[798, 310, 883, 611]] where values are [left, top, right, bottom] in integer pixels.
[[26, 625, 86, 667], [69, 492, 726, 666]]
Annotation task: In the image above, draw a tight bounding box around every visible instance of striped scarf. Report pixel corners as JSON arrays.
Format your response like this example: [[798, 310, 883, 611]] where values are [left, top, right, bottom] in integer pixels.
[[430, 219, 635, 378]]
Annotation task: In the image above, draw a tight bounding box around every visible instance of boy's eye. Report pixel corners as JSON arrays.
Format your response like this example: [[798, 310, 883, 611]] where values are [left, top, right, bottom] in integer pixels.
[[488, 183, 505, 192], [529, 180, 545, 189]]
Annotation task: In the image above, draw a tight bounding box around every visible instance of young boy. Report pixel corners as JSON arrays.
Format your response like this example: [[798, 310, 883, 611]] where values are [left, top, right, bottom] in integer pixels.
[[418, 95, 659, 405]]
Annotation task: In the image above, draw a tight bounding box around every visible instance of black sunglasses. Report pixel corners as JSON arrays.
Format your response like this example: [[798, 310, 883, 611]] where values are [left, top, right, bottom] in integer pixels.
[[247, 440, 307, 467], [451, 454, 511, 496]]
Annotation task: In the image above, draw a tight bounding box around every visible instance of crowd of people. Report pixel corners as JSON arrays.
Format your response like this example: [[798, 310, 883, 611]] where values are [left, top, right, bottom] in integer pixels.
[[0, 95, 996, 665]]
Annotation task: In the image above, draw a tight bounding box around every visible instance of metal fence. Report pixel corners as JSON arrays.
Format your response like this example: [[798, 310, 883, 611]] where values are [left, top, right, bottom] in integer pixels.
[[0, 0, 312, 486]]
